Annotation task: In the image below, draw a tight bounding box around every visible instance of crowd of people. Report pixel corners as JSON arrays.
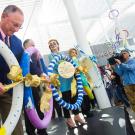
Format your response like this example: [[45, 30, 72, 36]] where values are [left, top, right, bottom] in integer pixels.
[[0, 5, 95, 135], [100, 49, 135, 111], [0, 4, 135, 135]]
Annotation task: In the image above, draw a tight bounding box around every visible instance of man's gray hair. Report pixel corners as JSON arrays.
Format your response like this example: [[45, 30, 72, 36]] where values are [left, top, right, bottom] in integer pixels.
[[2, 5, 23, 16]]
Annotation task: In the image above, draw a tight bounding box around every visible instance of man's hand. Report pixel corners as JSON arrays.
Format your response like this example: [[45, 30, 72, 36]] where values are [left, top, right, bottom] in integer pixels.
[[115, 59, 121, 64], [0, 83, 4, 95]]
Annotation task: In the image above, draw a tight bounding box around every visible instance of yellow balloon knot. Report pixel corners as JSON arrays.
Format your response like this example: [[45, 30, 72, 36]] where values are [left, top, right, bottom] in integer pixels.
[[75, 66, 84, 74], [82, 68, 88, 74], [77, 66, 83, 72], [7, 65, 23, 82], [0, 126, 6, 135], [25, 74, 41, 87], [50, 74, 60, 87], [40, 88, 52, 112]]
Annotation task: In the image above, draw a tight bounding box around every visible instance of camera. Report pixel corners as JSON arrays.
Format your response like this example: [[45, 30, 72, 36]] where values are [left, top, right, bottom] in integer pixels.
[[108, 53, 124, 65]]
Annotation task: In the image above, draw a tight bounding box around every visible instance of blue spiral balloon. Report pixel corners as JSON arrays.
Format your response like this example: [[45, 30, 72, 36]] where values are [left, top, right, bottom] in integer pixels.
[[48, 54, 84, 110], [20, 52, 53, 129]]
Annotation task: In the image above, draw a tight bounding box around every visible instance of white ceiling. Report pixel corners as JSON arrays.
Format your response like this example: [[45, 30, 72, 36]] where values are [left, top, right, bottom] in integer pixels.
[[0, 0, 135, 54]]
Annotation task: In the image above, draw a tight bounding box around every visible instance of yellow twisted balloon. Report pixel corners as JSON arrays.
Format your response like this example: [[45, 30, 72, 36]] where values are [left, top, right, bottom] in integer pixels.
[[0, 126, 6, 135], [0, 66, 61, 113], [50, 74, 60, 87], [7, 65, 23, 82], [0, 66, 60, 93], [78, 58, 95, 99], [40, 88, 52, 112]]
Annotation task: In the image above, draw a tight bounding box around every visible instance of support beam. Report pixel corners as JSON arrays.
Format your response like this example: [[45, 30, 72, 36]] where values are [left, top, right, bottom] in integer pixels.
[[63, 0, 111, 109]]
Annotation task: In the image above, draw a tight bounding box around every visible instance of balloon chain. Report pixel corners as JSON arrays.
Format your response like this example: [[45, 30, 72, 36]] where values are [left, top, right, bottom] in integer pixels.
[[0, 65, 59, 95]]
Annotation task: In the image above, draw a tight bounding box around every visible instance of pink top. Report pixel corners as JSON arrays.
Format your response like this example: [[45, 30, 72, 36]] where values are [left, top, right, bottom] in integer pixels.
[[0, 28, 6, 40], [0, 28, 10, 46]]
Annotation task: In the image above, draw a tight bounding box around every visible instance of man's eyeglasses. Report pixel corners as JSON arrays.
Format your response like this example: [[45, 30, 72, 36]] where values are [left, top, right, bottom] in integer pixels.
[[11, 21, 23, 29], [13, 23, 23, 29]]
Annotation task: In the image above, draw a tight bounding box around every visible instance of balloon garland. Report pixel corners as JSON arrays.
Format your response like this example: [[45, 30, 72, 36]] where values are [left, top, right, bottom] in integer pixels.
[[48, 54, 84, 110], [74, 45, 102, 88], [108, 9, 121, 52], [21, 50, 53, 129], [108, 9, 130, 52], [0, 46, 59, 129], [0, 40, 24, 135]]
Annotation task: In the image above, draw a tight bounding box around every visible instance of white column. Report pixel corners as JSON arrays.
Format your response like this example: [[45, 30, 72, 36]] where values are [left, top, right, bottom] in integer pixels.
[[63, 0, 92, 55], [63, 0, 111, 108]]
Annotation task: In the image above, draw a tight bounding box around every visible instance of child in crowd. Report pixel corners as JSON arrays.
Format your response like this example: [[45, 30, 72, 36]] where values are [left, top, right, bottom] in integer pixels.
[[69, 48, 94, 117]]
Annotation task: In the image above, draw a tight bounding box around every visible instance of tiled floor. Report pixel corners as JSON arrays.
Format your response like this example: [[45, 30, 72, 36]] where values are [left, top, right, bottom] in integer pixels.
[[22, 106, 135, 135]]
